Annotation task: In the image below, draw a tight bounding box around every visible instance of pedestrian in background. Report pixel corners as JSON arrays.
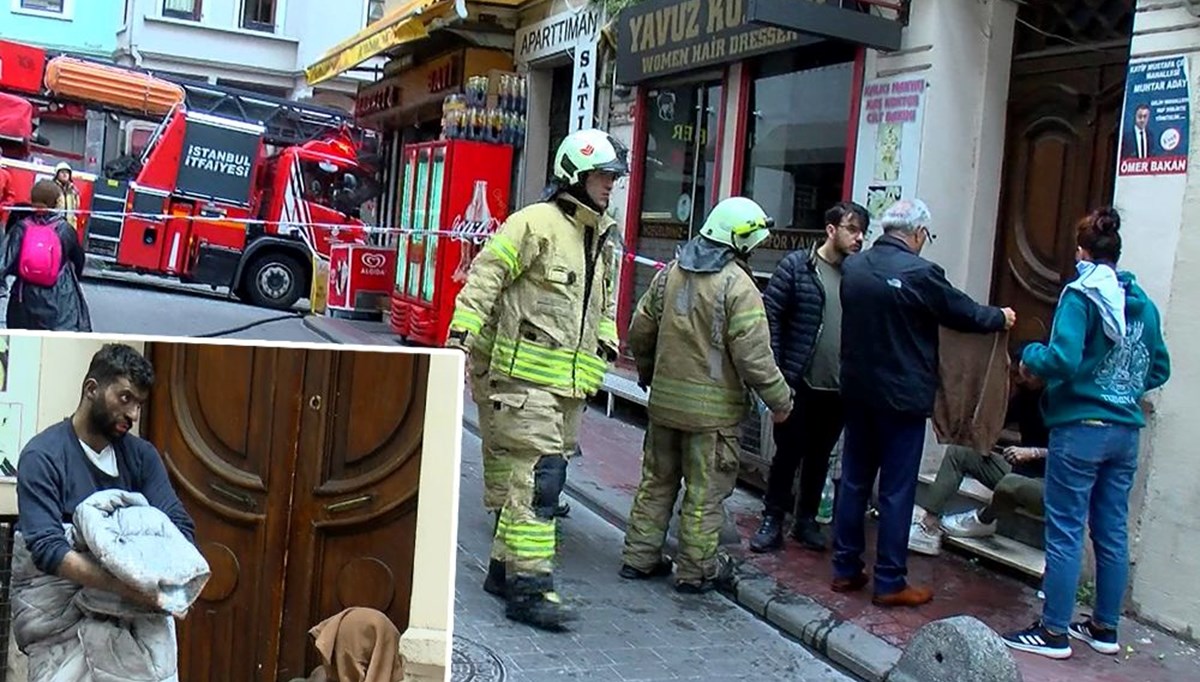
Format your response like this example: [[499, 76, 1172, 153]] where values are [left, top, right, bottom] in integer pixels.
[[832, 198, 1014, 607], [0, 180, 91, 331], [54, 162, 81, 233], [622, 196, 793, 594], [750, 201, 867, 553], [1003, 208, 1169, 660]]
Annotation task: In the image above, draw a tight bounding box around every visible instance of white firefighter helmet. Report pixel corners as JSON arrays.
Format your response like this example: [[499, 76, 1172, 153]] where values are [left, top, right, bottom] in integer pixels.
[[551, 129, 629, 186], [54, 162, 72, 175], [700, 197, 775, 255]]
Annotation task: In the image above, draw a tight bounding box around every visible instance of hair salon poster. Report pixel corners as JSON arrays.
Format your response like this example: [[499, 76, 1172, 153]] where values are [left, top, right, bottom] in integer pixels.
[[1118, 55, 1189, 177], [0, 334, 41, 480], [851, 75, 928, 242]]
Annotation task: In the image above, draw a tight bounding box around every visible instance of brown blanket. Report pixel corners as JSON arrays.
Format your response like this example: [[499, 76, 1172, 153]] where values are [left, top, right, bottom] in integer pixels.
[[933, 328, 1010, 453], [304, 607, 405, 682]]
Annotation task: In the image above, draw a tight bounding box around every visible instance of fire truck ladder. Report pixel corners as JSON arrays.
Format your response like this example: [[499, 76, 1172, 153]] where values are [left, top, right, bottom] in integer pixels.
[[172, 80, 359, 148]]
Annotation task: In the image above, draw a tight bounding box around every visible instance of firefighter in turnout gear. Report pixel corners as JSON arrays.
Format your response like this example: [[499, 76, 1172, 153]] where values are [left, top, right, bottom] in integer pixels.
[[621, 197, 794, 593], [447, 128, 627, 630]]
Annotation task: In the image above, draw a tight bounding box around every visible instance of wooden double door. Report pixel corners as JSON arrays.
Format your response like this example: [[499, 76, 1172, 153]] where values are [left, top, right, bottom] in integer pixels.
[[144, 344, 429, 681], [992, 47, 1129, 344]]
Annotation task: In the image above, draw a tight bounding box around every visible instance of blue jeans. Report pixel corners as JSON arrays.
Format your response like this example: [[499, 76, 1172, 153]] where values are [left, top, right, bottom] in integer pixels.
[[1042, 423, 1140, 633], [832, 409, 926, 595]]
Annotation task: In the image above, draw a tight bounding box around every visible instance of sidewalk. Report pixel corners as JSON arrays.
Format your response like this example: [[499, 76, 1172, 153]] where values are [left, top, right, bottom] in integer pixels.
[[311, 317, 1199, 681], [463, 390, 1200, 682]]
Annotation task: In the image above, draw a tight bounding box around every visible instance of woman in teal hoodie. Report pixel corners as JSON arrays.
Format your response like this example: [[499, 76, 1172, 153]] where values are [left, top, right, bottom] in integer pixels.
[[1003, 208, 1170, 660]]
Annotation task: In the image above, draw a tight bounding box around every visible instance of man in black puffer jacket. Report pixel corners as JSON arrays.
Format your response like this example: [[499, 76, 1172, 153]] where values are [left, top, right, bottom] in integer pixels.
[[750, 201, 868, 553]]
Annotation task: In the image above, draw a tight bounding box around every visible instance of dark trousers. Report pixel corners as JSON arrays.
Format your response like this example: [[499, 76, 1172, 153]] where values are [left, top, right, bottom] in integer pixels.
[[832, 409, 926, 595], [763, 385, 844, 520]]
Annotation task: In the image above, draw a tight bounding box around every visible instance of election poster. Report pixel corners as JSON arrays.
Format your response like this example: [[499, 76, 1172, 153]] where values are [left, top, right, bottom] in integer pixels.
[[1118, 55, 1190, 177]]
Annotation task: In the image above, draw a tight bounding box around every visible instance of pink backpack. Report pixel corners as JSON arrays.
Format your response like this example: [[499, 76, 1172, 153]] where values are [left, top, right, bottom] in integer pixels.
[[17, 218, 63, 287]]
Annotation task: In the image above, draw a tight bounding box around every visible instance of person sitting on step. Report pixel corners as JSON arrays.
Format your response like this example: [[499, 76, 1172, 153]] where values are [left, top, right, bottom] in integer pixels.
[[909, 343, 1048, 555]]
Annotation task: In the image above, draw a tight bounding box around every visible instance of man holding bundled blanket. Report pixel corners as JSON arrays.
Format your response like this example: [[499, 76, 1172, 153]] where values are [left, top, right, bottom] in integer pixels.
[[13, 343, 209, 682]]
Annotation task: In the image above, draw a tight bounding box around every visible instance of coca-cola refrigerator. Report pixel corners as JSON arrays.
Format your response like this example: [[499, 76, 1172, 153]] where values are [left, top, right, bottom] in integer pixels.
[[389, 139, 514, 346]]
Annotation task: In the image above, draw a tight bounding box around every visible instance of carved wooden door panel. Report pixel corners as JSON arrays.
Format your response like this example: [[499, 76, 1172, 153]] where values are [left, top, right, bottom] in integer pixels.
[[992, 49, 1127, 344], [277, 350, 427, 679], [145, 344, 427, 682], [146, 344, 305, 682]]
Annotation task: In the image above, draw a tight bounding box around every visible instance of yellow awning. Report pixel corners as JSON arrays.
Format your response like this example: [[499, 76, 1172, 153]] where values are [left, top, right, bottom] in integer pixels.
[[305, 0, 468, 86]]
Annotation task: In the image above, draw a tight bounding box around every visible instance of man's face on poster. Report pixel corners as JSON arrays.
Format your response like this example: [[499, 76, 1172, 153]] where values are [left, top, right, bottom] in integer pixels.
[[1135, 106, 1150, 131]]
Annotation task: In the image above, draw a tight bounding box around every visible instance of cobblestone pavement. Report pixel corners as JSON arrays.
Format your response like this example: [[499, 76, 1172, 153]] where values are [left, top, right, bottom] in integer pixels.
[[452, 430, 854, 682]]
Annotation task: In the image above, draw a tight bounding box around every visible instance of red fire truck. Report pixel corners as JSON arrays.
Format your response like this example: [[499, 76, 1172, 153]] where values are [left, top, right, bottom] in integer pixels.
[[0, 39, 378, 310]]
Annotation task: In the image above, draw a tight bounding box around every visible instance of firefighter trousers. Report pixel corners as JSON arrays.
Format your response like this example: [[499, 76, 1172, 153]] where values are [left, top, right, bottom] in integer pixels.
[[485, 379, 583, 580], [622, 422, 741, 585]]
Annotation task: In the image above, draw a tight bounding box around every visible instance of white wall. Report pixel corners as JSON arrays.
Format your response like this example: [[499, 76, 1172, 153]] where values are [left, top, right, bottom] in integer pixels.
[[856, 0, 1016, 302], [118, 0, 374, 97], [1123, 0, 1200, 640], [0, 335, 146, 517], [398, 352, 463, 682]]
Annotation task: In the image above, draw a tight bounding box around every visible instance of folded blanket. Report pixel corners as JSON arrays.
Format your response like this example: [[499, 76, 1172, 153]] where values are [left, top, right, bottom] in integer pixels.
[[12, 489, 211, 682]]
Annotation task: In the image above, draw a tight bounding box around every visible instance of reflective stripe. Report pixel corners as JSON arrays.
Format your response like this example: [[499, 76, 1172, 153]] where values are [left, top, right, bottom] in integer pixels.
[[728, 308, 766, 336], [598, 318, 618, 341], [649, 377, 746, 420], [451, 308, 484, 334], [492, 336, 606, 394], [486, 234, 521, 275], [498, 509, 556, 559]]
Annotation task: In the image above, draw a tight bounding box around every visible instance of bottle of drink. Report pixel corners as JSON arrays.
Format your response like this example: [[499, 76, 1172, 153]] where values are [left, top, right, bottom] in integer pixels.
[[816, 473, 835, 524]]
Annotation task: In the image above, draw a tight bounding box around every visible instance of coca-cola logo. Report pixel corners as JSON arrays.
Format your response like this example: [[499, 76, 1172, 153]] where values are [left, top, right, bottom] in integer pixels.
[[449, 213, 500, 245], [362, 253, 387, 269]]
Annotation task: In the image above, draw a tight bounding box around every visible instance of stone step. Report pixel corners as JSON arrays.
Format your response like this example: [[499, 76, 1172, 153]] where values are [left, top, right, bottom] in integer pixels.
[[943, 533, 1045, 579]]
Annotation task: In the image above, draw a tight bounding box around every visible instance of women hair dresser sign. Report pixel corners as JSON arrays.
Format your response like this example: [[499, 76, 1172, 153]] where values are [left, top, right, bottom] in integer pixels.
[[0, 333, 42, 481]]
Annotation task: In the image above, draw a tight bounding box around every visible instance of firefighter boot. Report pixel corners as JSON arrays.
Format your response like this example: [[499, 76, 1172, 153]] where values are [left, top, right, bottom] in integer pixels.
[[483, 559, 506, 597], [505, 575, 577, 632], [675, 552, 737, 595]]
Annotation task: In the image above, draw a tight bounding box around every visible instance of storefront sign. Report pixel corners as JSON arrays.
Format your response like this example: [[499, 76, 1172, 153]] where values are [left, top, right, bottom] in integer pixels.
[[515, 7, 603, 64], [616, 0, 819, 84], [850, 75, 928, 242], [1118, 55, 1189, 177], [571, 41, 597, 132], [0, 39, 46, 95], [355, 52, 463, 120]]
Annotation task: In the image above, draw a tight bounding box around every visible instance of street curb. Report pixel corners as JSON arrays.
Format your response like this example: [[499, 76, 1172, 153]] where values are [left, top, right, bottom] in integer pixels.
[[301, 315, 396, 346], [459, 406, 904, 682]]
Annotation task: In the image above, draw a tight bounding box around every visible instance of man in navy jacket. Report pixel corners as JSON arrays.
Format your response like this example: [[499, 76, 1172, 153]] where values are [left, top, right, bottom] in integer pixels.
[[831, 199, 1015, 607], [16, 343, 195, 608]]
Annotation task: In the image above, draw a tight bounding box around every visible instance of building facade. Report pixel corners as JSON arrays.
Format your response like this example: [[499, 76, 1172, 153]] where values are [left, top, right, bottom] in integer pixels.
[[115, 0, 388, 106], [0, 0, 121, 58], [0, 0, 125, 165]]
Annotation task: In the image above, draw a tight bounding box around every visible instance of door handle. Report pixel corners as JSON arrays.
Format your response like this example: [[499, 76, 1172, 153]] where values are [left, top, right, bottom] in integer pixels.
[[209, 482, 257, 511], [325, 494, 374, 514]]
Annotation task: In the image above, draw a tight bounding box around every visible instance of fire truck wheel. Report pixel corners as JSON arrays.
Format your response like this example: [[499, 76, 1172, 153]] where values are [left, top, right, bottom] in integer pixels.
[[243, 252, 307, 310]]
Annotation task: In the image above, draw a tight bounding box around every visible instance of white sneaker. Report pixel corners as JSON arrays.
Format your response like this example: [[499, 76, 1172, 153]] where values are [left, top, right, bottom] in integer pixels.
[[908, 522, 942, 556], [941, 509, 998, 538]]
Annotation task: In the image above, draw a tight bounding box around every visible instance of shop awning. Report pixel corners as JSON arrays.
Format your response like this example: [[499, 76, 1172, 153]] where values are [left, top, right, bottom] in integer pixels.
[[305, 0, 470, 87]]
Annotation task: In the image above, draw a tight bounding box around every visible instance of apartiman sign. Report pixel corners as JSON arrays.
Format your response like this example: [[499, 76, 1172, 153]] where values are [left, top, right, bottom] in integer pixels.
[[515, 8, 604, 132], [516, 8, 602, 64]]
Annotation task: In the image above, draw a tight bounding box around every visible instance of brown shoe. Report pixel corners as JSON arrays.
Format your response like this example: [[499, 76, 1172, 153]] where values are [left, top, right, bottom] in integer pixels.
[[831, 573, 869, 593], [872, 585, 934, 607]]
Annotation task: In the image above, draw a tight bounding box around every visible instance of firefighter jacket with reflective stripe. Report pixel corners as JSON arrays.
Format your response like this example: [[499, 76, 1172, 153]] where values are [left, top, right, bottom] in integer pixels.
[[628, 258, 793, 431], [450, 195, 620, 399]]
